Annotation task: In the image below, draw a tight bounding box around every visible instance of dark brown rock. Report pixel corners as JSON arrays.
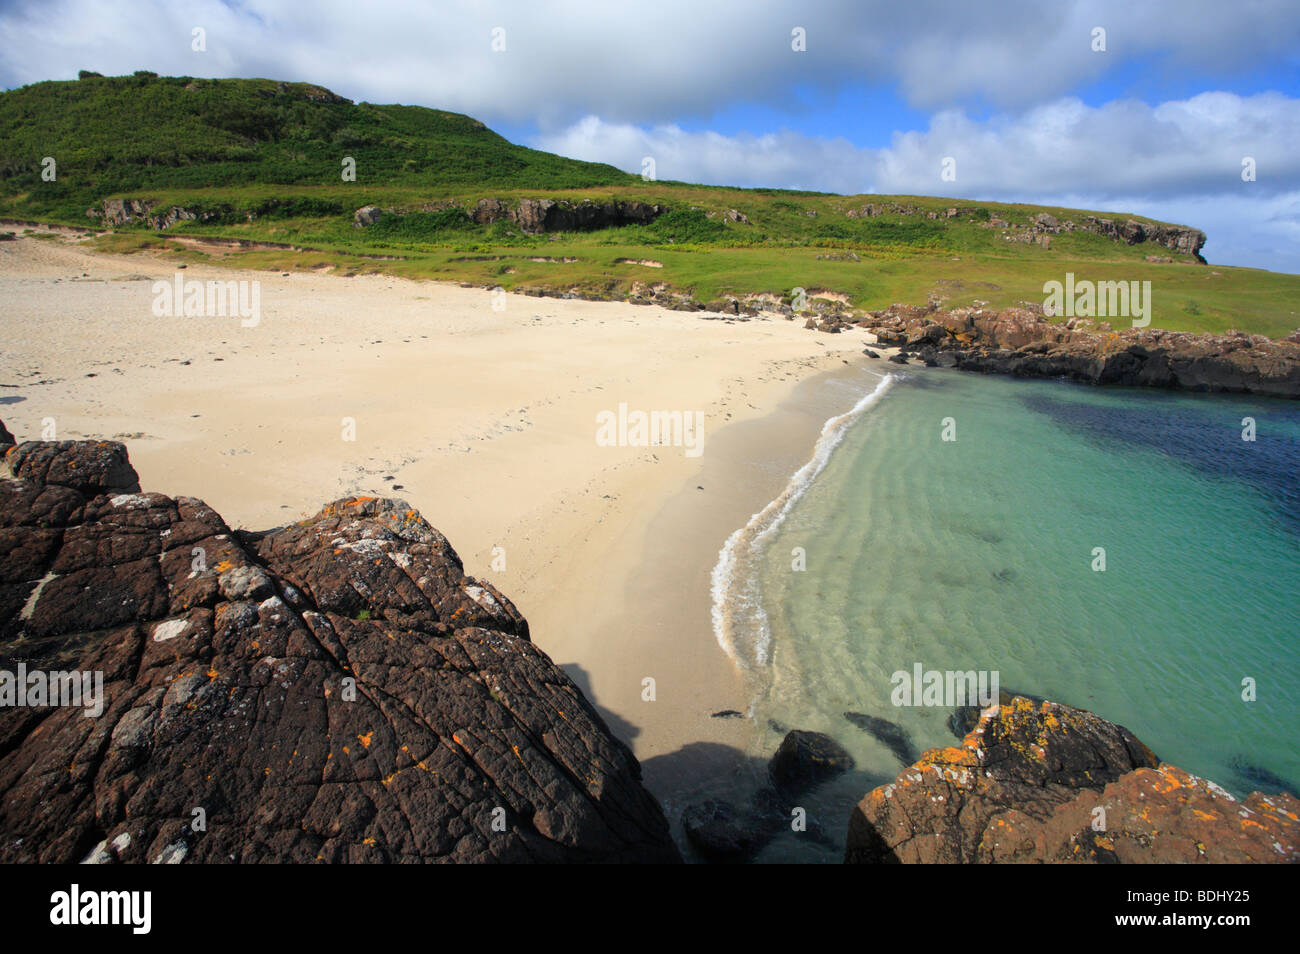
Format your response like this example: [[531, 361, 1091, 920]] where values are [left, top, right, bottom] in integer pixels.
[[4, 439, 140, 495], [846, 696, 1299, 863], [770, 730, 854, 794], [681, 798, 768, 863], [0, 439, 679, 863], [858, 305, 1300, 398]]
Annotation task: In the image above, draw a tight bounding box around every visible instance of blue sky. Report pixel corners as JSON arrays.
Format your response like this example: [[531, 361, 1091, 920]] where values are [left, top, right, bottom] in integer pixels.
[[1, 0, 1297, 270]]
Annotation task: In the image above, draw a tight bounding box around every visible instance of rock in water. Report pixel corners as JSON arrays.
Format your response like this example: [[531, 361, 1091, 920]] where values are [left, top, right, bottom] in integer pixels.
[[681, 799, 768, 864], [682, 785, 835, 864], [769, 730, 854, 794], [946, 705, 981, 740], [860, 304, 1300, 399], [846, 696, 1299, 863], [1228, 755, 1299, 796], [843, 712, 918, 765], [0, 430, 680, 863], [946, 688, 1047, 739]]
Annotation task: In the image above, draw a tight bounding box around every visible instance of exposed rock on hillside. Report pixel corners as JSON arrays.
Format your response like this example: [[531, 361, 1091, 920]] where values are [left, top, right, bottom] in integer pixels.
[[469, 197, 663, 233], [846, 697, 1299, 863], [861, 304, 1300, 399], [87, 198, 232, 230], [841, 203, 1206, 260], [0, 427, 679, 863], [353, 205, 382, 227], [1078, 215, 1206, 261]]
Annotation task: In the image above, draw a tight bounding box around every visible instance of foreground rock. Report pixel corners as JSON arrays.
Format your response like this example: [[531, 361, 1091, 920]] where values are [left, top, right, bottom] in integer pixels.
[[0, 426, 679, 863], [846, 696, 1299, 863], [861, 304, 1300, 399], [682, 729, 847, 863], [770, 730, 855, 794]]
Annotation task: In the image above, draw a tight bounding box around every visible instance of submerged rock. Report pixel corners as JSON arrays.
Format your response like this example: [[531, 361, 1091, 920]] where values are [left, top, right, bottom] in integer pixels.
[[0, 425, 679, 863], [1228, 756, 1299, 797], [843, 712, 918, 765], [681, 799, 769, 863], [847, 696, 1299, 863]]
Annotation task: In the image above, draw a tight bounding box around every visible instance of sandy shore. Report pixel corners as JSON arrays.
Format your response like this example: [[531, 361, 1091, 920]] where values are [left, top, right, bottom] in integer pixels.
[[0, 231, 891, 799]]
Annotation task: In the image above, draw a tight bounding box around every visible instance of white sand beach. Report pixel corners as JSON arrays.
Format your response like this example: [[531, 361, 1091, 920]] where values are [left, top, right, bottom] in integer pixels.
[[0, 232, 889, 788]]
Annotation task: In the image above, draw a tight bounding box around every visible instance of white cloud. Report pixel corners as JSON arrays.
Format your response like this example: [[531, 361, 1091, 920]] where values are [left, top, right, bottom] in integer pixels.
[[2, 2, 1295, 269], [542, 117, 871, 194], [536, 93, 1300, 271], [2, 0, 1297, 122]]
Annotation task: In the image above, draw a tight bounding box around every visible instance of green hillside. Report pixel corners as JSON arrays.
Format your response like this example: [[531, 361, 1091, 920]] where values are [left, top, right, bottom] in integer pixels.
[[0, 71, 631, 215], [3, 72, 1297, 338]]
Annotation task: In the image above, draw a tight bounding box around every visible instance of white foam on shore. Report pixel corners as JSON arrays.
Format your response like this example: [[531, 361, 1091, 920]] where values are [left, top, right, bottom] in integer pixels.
[[710, 372, 896, 670]]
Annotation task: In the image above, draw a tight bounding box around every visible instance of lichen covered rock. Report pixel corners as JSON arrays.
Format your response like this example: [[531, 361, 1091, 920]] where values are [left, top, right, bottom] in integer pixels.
[[0, 428, 679, 863], [846, 696, 1298, 863]]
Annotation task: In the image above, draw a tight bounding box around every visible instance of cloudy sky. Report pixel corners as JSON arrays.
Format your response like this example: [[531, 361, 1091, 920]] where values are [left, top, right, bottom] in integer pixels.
[[1, 0, 1297, 270]]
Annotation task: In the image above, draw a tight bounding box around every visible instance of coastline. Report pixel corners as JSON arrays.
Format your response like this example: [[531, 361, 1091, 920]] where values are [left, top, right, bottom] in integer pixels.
[[0, 234, 895, 771], [595, 361, 897, 802], [5, 235, 1297, 867]]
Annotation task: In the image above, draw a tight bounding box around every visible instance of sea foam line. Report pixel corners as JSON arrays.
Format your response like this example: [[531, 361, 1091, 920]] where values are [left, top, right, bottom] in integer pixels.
[[710, 372, 896, 671]]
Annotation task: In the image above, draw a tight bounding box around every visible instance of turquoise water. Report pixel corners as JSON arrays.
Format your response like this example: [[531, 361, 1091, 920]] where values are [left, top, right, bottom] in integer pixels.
[[717, 367, 1300, 862]]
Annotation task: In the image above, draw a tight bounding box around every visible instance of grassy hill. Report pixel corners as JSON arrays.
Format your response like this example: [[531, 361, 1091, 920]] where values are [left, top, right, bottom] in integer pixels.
[[3, 72, 1297, 338]]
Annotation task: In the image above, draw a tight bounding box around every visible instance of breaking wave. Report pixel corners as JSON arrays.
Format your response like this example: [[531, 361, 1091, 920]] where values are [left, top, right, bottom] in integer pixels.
[[710, 372, 896, 671]]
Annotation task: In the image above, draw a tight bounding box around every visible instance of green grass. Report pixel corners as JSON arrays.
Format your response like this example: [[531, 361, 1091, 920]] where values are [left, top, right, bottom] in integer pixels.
[[3, 72, 1298, 339]]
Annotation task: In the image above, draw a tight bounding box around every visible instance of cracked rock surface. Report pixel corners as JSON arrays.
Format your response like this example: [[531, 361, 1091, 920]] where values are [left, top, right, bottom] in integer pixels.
[[0, 426, 679, 863], [846, 696, 1299, 863]]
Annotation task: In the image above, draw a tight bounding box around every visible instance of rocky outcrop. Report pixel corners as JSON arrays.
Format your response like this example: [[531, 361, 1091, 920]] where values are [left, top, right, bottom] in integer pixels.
[[353, 205, 382, 227], [769, 730, 854, 793], [682, 729, 848, 863], [841, 203, 1206, 260], [0, 426, 679, 863], [4, 439, 140, 496], [1078, 215, 1207, 262], [862, 304, 1300, 399], [846, 697, 1299, 863], [86, 198, 231, 231], [469, 198, 663, 234]]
